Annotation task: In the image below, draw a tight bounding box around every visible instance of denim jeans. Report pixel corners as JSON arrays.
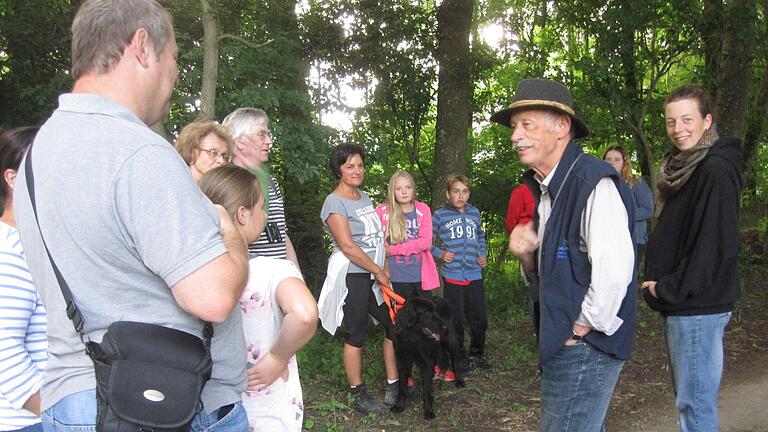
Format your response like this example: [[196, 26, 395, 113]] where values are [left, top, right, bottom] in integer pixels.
[[11, 423, 43, 432], [42, 389, 97, 432], [540, 340, 624, 432], [42, 389, 247, 432], [189, 402, 248, 432], [665, 312, 731, 432]]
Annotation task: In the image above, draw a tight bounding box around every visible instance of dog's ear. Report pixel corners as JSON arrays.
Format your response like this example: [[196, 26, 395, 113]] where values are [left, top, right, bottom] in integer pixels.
[[396, 299, 420, 330]]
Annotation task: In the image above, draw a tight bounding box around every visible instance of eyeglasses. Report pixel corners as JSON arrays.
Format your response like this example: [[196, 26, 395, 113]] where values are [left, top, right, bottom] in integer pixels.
[[198, 148, 232, 163], [244, 130, 272, 141]]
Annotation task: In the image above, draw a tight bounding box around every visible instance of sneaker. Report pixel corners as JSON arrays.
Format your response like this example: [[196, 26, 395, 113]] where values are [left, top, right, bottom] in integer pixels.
[[350, 384, 386, 415], [383, 381, 399, 407], [443, 369, 456, 382], [433, 365, 442, 380], [469, 355, 492, 370]]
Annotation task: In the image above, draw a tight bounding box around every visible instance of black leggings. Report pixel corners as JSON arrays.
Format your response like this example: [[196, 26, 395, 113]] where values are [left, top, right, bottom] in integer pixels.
[[343, 273, 394, 347]]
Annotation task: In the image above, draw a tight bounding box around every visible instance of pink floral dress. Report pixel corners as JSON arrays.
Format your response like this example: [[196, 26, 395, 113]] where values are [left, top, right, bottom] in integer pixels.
[[240, 257, 304, 431]]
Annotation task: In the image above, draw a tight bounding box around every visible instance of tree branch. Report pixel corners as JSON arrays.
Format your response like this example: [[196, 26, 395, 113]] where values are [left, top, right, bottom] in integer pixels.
[[218, 34, 273, 48]]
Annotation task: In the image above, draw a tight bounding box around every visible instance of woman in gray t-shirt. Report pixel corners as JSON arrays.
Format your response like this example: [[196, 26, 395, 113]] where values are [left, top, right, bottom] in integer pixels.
[[320, 143, 398, 415]]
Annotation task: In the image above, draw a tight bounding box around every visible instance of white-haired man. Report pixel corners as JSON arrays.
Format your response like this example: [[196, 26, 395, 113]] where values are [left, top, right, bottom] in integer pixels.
[[223, 108, 301, 270], [494, 79, 636, 431]]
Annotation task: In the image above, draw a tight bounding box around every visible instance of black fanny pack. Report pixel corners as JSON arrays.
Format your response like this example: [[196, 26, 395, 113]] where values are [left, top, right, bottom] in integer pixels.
[[25, 146, 212, 431], [87, 321, 213, 431]]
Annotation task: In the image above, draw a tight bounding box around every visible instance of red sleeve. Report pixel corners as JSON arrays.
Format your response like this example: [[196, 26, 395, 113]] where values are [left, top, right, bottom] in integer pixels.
[[505, 184, 535, 233]]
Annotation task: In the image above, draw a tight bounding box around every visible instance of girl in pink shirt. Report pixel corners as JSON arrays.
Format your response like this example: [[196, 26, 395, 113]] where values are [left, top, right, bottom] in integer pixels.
[[375, 171, 439, 299]]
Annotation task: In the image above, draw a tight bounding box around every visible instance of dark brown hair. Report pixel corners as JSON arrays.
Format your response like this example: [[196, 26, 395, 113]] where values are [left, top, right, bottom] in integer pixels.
[[329, 143, 366, 179], [0, 127, 39, 215]]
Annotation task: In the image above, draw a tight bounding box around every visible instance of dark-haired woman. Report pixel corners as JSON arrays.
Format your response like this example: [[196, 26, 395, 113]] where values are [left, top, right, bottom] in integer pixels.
[[641, 86, 743, 432], [317, 143, 398, 415], [0, 127, 47, 431], [603, 146, 654, 267]]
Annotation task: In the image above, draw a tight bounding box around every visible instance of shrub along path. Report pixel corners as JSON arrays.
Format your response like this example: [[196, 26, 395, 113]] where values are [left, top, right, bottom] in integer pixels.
[[300, 262, 768, 431]]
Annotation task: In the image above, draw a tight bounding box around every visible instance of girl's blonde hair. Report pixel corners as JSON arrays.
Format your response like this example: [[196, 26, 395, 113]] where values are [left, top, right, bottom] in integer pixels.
[[386, 170, 416, 244], [199, 165, 262, 218]]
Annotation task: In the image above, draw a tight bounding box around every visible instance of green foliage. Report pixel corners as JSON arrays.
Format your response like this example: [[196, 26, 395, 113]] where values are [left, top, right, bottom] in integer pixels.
[[0, 0, 74, 128]]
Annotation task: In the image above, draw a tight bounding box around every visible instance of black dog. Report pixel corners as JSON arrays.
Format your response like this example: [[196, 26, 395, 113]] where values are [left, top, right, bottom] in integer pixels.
[[390, 296, 465, 419]]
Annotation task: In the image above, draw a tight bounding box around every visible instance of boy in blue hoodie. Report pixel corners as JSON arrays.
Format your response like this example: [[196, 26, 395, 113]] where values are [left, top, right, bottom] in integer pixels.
[[432, 174, 490, 372]]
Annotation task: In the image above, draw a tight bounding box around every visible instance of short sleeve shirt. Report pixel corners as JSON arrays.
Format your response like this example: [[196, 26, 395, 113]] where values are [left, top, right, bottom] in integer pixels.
[[241, 257, 304, 431], [320, 191, 383, 273], [14, 93, 231, 411]]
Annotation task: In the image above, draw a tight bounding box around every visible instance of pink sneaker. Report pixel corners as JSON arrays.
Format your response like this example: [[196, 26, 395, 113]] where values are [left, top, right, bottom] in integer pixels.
[[443, 369, 456, 382]]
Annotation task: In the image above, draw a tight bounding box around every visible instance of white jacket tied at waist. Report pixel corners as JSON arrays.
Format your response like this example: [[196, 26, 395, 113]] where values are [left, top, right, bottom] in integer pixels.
[[318, 243, 385, 335]]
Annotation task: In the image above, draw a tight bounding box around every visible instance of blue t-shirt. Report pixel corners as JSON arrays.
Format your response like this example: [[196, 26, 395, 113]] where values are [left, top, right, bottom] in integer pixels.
[[388, 209, 422, 283]]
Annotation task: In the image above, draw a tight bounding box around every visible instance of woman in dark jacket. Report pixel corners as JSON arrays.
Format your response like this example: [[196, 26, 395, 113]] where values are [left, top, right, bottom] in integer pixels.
[[642, 85, 743, 432]]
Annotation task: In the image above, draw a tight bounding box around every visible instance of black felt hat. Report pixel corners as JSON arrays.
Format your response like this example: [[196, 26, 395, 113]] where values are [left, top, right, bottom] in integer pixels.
[[490, 79, 589, 139]]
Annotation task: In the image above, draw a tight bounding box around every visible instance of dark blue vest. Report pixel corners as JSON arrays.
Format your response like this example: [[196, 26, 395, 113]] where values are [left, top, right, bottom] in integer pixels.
[[537, 141, 637, 362]]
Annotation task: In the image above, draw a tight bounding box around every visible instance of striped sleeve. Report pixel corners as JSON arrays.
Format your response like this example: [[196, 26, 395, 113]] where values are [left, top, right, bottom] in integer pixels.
[[0, 223, 46, 426], [248, 176, 289, 259]]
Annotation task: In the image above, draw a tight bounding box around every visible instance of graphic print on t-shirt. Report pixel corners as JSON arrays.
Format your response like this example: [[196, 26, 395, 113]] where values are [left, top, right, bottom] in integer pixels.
[[445, 216, 478, 241], [388, 209, 422, 283], [355, 204, 382, 249]]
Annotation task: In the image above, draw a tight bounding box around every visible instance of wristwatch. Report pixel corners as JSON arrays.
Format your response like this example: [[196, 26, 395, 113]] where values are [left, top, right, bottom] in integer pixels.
[[570, 330, 583, 341]]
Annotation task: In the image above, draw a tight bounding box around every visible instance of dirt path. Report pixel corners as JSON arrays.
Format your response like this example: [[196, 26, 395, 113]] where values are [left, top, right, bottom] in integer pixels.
[[302, 265, 768, 431], [614, 354, 768, 432]]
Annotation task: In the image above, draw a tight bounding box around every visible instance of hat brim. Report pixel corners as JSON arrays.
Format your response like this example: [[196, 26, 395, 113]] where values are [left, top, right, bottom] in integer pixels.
[[490, 102, 589, 139]]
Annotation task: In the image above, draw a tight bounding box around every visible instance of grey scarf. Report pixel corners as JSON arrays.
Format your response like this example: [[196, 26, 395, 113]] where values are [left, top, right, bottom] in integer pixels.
[[656, 128, 719, 216]]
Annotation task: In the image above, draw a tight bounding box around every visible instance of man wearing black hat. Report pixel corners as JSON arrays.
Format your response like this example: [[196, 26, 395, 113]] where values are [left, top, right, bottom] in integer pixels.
[[495, 79, 636, 431]]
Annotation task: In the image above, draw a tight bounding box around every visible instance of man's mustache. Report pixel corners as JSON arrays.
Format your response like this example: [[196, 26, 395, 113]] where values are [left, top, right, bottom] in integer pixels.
[[514, 140, 534, 150]]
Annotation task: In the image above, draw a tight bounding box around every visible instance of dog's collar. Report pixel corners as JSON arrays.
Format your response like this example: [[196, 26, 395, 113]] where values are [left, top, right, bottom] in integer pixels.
[[421, 327, 441, 342]]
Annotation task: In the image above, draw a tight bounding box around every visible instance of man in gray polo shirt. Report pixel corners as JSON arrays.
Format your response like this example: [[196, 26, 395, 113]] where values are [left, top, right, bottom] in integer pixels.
[[14, 1, 249, 430]]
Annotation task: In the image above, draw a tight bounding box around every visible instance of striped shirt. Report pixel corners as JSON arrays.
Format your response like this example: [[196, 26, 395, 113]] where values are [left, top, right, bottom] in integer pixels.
[[0, 221, 47, 430], [431, 203, 486, 281], [248, 176, 288, 259]]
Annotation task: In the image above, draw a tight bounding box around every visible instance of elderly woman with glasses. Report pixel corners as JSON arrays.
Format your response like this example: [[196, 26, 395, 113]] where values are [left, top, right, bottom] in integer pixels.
[[175, 121, 234, 182]]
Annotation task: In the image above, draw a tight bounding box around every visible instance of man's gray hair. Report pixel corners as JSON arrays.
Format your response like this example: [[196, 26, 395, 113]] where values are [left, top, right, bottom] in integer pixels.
[[542, 110, 576, 140], [222, 108, 269, 141], [71, 0, 173, 80]]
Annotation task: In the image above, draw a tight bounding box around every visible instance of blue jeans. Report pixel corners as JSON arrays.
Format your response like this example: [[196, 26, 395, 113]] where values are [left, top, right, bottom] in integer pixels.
[[665, 312, 731, 432], [10, 423, 43, 432], [42, 389, 97, 432], [42, 389, 247, 432], [540, 341, 624, 432], [189, 402, 248, 432]]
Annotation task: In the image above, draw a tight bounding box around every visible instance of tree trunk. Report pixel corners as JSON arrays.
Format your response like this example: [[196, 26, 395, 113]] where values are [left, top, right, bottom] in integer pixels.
[[432, 0, 474, 208], [198, 0, 218, 121], [714, 0, 757, 137], [699, 0, 724, 95], [741, 64, 768, 197]]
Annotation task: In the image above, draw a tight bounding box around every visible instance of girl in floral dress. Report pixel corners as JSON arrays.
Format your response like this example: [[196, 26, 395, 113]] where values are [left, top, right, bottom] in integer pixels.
[[199, 166, 318, 431]]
